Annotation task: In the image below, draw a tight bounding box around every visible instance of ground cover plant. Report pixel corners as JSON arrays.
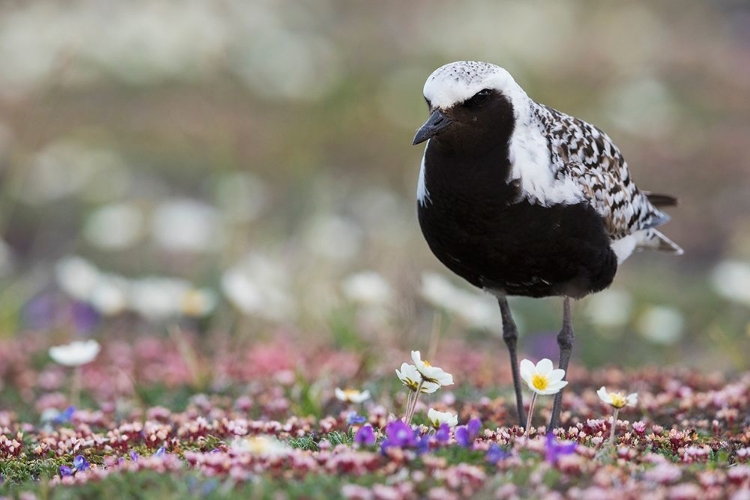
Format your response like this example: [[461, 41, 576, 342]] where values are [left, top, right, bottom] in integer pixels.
[[0, 334, 748, 499]]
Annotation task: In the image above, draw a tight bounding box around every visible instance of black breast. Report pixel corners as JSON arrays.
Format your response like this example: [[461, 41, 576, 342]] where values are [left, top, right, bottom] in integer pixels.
[[417, 141, 617, 299]]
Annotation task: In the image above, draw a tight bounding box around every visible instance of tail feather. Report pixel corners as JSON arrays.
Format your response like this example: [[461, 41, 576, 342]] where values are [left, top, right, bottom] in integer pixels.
[[644, 192, 679, 208]]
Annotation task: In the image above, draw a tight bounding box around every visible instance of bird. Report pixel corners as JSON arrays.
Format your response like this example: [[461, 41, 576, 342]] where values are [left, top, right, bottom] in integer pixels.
[[412, 61, 682, 430]]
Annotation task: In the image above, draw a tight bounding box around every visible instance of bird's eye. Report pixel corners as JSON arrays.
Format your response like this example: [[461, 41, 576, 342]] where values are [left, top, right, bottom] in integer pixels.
[[463, 89, 492, 108]]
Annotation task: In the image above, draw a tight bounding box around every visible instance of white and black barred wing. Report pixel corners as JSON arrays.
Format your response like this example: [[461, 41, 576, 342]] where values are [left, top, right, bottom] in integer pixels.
[[533, 104, 682, 259]]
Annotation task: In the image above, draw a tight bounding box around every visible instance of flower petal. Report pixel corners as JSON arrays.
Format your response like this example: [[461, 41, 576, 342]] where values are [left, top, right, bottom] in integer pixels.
[[411, 351, 422, 365], [536, 358, 554, 375], [540, 380, 568, 394], [547, 369, 566, 383], [519, 359, 535, 379], [596, 386, 610, 403]]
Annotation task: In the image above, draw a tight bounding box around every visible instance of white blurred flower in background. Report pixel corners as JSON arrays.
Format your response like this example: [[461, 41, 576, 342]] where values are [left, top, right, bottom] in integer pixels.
[[87, 1, 228, 85], [341, 271, 393, 307], [214, 172, 268, 224], [637, 305, 685, 345], [23, 142, 127, 204], [128, 277, 192, 321], [420, 272, 462, 309], [221, 253, 296, 322], [55, 256, 215, 320], [232, 30, 341, 102], [84, 202, 145, 250], [88, 274, 129, 316], [420, 272, 504, 330], [585, 288, 634, 328], [304, 214, 363, 261], [603, 78, 679, 139], [181, 288, 217, 318], [150, 198, 222, 253], [55, 256, 101, 302], [711, 260, 750, 307]]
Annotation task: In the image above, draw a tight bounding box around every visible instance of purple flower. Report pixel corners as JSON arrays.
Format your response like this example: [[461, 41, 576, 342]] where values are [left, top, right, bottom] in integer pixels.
[[385, 420, 417, 447], [347, 411, 367, 425], [455, 418, 482, 448], [545, 432, 577, 464], [486, 443, 511, 463], [130, 451, 139, 462], [354, 425, 376, 446], [59, 465, 73, 477], [22, 293, 57, 330], [73, 455, 90, 471], [53, 406, 76, 425], [380, 420, 429, 455], [71, 302, 100, 333], [435, 423, 451, 444], [153, 447, 166, 457]]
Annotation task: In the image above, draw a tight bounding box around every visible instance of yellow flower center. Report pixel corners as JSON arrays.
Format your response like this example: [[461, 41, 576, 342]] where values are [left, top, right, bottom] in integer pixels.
[[609, 392, 626, 408], [423, 360, 432, 367], [531, 374, 548, 391], [343, 389, 359, 397]]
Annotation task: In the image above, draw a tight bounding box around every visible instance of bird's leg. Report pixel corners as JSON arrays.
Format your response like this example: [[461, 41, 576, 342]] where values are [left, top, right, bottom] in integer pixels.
[[548, 296, 574, 430], [498, 297, 526, 427]]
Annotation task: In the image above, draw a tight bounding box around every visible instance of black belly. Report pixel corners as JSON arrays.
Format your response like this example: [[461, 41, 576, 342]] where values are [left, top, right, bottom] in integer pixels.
[[418, 199, 618, 299]]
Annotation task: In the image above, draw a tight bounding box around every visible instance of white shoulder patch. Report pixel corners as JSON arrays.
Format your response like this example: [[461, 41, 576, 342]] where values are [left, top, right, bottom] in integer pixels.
[[508, 126, 584, 206], [508, 103, 584, 206]]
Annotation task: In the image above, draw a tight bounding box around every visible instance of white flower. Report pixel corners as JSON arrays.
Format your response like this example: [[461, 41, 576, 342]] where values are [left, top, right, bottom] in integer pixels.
[[334, 388, 371, 404], [519, 358, 568, 396], [181, 288, 217, 318], [597, 387, 638, 409], [150, 198, 222, 253], [304, 214, 363, 261], [411, 351, 454, 386], [49, 340, 101, 367], [420, 272, 463, 311], [220, 253, 296, 322], [427, 408, 458, 428], [55, 256, 100, 302], [636, 305, 684, 345], [341, 271, 393, 306], [214, 172, 268, 224], [712, 260, 750, 306], [419, 272, 506, 330], [231, 435, 290, 458], [83, 202, 144, 250], [395, 363, 440, 394], [128, 277, 192, 321], [585, 289, 633, 328], [89, 274, 129, 316]]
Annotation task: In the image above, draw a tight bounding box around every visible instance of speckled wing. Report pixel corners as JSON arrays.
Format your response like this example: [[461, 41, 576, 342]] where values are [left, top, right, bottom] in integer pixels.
[[533, 104, 671, 240]]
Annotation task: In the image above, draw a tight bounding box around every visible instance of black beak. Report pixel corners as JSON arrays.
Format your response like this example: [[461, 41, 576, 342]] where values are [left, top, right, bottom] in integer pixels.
[[412, 109, 451, 145]]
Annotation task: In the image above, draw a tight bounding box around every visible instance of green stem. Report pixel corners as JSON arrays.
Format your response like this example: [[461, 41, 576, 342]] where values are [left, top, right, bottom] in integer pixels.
[[403, 390, 414, 422], [609, 408, 619, 445], [405, 380, 424, 425], [525, 392, 537, 436]]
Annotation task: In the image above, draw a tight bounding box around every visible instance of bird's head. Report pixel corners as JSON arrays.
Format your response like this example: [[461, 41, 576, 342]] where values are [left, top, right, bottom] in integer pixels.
[[413, 61, 526, 153]]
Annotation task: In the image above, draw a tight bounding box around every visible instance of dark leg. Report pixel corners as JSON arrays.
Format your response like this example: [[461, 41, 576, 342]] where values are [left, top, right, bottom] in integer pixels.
[[499, 297, 526, 427], [548, 296, 574, 430]]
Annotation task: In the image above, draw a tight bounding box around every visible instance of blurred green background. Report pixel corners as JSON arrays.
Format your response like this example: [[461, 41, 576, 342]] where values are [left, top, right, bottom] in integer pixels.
[[0, 0, 748, 370]]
